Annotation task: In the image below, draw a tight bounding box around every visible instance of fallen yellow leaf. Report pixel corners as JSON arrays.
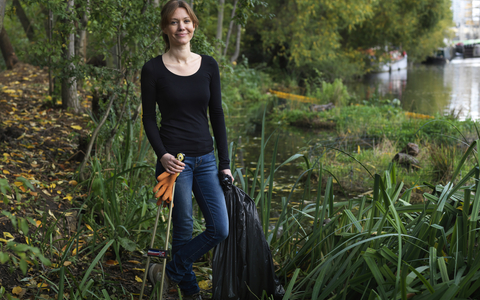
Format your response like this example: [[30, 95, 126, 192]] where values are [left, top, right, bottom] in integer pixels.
[[69, 180, 78, 186], [128, 260, 141, 264], [72, 245, 82, 255], [12, 286, 23, 295], [135, 275, 143, 283], [198, 280, 211, 290], [3, 232, 14, 239], [3, 169, 10, 174], [64, 261, 72, 266], [37, 282, 48, 288], [63, 194, 73, 201], [71, 125, 82, 130], [106, 260, 119, 265]]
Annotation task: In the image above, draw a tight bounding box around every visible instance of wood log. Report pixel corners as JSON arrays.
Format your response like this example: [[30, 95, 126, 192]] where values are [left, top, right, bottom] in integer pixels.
[[393, 153, 420, 168], [310, 102, 335, 112], [400, 143, 420, 157]]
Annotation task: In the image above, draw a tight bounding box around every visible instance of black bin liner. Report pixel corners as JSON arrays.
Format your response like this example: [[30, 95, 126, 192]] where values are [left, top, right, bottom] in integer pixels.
[[212, 174, 285, 300]]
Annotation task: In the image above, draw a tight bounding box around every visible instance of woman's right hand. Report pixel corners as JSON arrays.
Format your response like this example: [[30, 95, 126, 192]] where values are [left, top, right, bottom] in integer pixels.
[[160, 153, 185, 174]]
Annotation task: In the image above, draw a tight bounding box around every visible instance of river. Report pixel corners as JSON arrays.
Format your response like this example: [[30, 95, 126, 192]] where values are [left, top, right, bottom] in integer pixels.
[[351, 57, 480, 121], [227, 58, 480, 207]]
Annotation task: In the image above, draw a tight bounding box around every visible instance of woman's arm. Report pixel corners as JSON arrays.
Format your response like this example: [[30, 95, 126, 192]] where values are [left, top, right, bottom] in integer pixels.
[[208, 57, 231, 173], [141, 60, 168, 160]]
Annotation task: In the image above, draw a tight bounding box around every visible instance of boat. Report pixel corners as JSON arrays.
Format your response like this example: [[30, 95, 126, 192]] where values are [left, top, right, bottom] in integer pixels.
[[365, 49, 408, 73], [379, 51, 408, 72], [422, 47, 454, 65]]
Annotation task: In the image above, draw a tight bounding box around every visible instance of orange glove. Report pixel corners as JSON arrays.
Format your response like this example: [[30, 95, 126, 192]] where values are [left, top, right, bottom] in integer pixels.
[[153, 172, 179, 207]]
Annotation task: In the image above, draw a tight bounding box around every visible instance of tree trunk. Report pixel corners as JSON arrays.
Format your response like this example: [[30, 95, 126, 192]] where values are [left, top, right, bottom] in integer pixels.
[[230, 23, 241, 63], [76, 0, 88, 88], [12, 0, 35, 41], [215, 0, 225, 54], [0, 0, 6, 30], [62, 0, 81, 113], [78, 4, 88, 63], [152, 0, 159, 7], [48, 9, 53, 96], [0, 26, 19, 69], [222, 0, 238, 56]]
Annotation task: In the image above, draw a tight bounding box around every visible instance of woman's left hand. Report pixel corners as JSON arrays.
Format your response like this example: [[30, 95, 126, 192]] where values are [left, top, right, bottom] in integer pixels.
[[220, 169, 234, 182]]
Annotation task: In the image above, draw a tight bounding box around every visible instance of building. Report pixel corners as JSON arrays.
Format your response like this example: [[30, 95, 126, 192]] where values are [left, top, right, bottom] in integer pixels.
[[452, 0, 480, 40]]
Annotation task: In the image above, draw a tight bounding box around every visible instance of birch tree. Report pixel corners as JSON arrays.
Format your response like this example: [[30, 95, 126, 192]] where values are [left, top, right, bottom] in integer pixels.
[[61, 0, 81, 112]]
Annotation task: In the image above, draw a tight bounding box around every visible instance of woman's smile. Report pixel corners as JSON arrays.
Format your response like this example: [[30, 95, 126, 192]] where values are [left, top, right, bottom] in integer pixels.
[[163, 7, 195, 47]]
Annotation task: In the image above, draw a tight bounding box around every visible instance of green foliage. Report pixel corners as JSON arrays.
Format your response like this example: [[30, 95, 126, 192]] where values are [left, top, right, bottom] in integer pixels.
[[234, 125, 480, 298], [246, 0, 452, 79], [222, 57, 272, 102], [306, 78, 351, 106], [0, 211, 51, 275]]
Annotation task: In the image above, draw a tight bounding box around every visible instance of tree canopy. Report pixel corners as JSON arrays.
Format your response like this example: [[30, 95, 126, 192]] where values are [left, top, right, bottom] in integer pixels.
[[0, 0, 453, 83]]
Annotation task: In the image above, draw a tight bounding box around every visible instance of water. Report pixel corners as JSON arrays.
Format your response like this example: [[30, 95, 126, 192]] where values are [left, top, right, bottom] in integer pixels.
[[227, 58, 480, 206], [350, 57, 480, 120]]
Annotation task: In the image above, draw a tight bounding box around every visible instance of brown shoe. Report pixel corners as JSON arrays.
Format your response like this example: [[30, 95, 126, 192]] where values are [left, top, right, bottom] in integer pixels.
[[182, 292, 202, 300], [148, 263, 179, 299]]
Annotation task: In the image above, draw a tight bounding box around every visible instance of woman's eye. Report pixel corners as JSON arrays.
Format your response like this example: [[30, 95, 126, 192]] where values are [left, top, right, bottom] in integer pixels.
[[171, 21, 177, 25], [185, 20, 190, 23]]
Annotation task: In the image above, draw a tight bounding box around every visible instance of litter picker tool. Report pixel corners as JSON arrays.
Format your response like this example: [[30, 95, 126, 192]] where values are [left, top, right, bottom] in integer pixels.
[[140, 153, 185, 299]]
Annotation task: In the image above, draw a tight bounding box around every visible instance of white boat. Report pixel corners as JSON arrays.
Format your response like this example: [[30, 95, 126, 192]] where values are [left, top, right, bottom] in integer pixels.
[[380, 54, 408, 72]]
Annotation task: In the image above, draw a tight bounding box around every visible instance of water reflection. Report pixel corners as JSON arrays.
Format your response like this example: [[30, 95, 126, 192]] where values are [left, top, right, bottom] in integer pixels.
[[350, 58, 480, 120], [445, 58, 480, 120]]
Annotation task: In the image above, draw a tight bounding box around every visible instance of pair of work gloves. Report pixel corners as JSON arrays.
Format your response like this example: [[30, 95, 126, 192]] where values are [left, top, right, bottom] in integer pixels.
[[153, 171, 179, 207]]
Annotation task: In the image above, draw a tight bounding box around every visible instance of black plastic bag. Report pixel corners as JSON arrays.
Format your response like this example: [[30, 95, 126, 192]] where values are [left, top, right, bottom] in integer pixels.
[[212, 174, 285, 300]]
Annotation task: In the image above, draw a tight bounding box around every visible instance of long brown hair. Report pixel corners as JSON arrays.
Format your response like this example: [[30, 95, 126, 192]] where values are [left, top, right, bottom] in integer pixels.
[[161, 0, 199, 52]]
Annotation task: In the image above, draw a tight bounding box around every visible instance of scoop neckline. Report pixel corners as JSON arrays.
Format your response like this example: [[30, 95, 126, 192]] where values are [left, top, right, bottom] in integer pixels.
[[161, 54, 203, 77]]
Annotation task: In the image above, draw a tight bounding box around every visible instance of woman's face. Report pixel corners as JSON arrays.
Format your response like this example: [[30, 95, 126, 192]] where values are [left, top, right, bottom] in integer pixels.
[[163, 7, 195, 49]]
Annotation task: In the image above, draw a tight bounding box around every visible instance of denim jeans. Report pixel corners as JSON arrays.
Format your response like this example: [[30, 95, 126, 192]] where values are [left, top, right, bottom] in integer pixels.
[[156, 151, 229, 295]]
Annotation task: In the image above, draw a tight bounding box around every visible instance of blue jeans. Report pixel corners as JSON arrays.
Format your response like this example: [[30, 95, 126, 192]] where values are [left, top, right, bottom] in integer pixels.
[[156, 151, 229, 295]]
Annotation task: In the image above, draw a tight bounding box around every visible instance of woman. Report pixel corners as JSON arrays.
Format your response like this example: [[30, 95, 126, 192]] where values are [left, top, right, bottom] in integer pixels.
[[140, 0, 232, 299]]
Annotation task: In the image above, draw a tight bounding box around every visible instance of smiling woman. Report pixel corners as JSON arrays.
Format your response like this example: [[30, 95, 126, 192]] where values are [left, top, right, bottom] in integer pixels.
[[140, 0, 232, 299], [160, 0, 198, 53]]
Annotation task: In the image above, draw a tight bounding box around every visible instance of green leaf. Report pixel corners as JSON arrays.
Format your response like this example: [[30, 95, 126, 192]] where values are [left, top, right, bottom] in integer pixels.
[[10, 243, 29, 252], [38, 254, 51, 266], [19, 218, 29, 236], [17, 177, 35, 191], [19, 258, 27, 274], [118, 237, 136, 252], [0, 252, 9, 263]]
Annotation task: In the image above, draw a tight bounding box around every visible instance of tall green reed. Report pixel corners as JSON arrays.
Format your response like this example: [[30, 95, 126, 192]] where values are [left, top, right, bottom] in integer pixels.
[[231, 112, 480, 299]]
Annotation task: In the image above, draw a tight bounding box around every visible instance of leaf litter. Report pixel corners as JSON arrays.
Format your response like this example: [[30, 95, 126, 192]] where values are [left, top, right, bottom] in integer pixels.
[[0, 64, 157, 299]]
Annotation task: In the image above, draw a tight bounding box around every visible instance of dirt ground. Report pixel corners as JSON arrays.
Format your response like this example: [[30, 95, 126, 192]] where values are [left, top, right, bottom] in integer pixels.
[[0, 64, 212, 299]]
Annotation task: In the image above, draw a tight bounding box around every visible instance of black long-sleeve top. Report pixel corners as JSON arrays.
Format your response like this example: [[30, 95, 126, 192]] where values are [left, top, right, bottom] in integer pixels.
[[141, 55, 230, 170]]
